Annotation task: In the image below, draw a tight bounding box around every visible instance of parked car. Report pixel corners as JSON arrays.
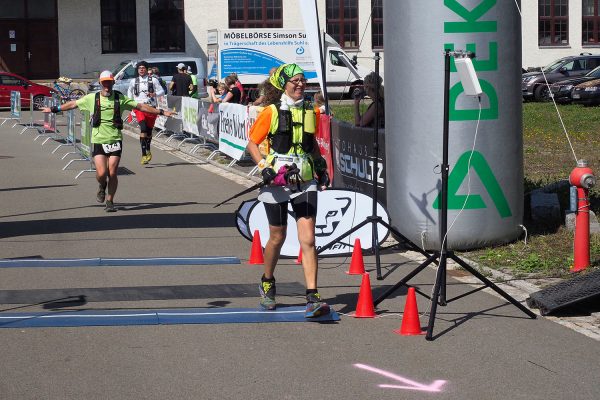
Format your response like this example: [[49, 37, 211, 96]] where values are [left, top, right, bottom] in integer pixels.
[[571, 78, 600, 106], [550, 66, 600, 104], [88, 57, 207, 98], [0, 72, 56, 110], [522, 54, 600, 101]]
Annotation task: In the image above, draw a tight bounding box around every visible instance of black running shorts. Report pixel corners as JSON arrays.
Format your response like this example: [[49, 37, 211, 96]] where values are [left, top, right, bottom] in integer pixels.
[[263, 190, 318, 227], [92, 141, 123, 157]]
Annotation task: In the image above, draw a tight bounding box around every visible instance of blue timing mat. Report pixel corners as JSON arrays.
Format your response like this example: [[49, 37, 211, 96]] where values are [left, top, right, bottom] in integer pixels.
[[0, 257, 240, 268], [0, 307, 340, 328]]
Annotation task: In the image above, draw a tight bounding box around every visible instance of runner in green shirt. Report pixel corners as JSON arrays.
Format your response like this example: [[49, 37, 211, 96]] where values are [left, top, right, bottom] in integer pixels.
[[42, 70, 175, 212]]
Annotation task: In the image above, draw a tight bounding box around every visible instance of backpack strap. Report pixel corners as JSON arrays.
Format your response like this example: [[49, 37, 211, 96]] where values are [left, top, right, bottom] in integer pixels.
[[113, 91, 123, 129]]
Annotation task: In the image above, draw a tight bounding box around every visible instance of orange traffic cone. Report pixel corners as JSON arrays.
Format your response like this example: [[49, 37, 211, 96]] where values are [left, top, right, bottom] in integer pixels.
[[394, 287, 424, 335], [354, 272, 376, 318], [249, 230, 264, 265], [346, 238, 365, 275], [295, 248, 302, 264]]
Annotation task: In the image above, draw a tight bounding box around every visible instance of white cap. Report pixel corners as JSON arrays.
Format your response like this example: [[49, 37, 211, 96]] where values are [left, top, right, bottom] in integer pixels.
[[187, 66, 193, 74], [176, 63, 186, 70], [99, 70, 115, 82]]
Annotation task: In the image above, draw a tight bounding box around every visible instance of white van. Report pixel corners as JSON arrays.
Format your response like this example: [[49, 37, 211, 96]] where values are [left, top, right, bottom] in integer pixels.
[[88, 56, 207, 98]]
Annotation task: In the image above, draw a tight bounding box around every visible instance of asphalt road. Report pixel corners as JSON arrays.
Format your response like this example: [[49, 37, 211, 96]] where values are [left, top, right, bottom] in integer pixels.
[[0, 110, 598, 400]]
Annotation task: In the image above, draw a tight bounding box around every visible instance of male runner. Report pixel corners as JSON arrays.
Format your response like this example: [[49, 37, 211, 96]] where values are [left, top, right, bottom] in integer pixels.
[[127, 61, 165, 164]]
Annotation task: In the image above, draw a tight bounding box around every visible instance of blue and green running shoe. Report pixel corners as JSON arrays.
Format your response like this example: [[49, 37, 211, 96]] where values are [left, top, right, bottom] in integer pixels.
[[259, 278, 276, 310], [305, 292, 330, 318]]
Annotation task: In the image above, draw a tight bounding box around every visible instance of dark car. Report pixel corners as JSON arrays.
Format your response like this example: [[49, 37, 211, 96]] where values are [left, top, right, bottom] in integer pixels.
[[0, 72, 55, 110], [571, 78, 600, 106], [522, 54, 600, 101], [550, 66, 600, 104]]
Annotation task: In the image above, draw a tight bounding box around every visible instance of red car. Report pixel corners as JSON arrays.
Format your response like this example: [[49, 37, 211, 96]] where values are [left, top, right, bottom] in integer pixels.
[[0, 72, 56, 110]]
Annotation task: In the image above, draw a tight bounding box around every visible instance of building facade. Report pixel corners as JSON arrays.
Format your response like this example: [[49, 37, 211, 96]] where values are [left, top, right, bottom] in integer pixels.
[[522, 0, 600, 69], [1, 1, 598, 80], [0, 0, 384, 80]]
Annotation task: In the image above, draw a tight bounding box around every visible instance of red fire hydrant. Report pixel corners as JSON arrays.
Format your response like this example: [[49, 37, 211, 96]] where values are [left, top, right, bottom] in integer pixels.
[[569, 160, 596, 272]]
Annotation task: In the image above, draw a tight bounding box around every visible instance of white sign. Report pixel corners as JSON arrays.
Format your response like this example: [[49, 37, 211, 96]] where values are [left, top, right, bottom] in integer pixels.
[[181, 96, 199, 135], [9, 30, 15, 39], [236, 189, 390, 257], [218, 102, 249, 160], [154, 95, 168, 130]]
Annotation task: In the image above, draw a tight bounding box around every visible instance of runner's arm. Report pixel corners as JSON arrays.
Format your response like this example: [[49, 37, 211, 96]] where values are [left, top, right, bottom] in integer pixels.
[[137, 103, 175, 117], [40, 100, 78, 113]]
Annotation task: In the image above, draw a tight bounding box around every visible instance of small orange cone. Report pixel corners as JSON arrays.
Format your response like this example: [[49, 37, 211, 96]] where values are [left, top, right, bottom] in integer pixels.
[[249, 230, 264, 265], [394, 287, 424, 335], [295, 247, 302, 264], [354, 272, 376, 318], [346, 238, 365, 275]]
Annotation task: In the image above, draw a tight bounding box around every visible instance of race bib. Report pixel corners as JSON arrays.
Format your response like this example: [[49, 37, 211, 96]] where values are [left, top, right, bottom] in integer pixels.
[[102, 142, 121, 153]]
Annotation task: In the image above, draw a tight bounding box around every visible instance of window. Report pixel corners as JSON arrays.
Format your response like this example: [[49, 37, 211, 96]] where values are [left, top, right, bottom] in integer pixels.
[[583, 0, 600, 44], [228, 0, 282, 28], [326, 0, 358, 49], [150, 0, 185, 52], [101, 0, 137, 53], [0, 0, 55, 19], [0, 75, 24, 86], [538, 0, 568, 46], [371, 0, 383, 49]]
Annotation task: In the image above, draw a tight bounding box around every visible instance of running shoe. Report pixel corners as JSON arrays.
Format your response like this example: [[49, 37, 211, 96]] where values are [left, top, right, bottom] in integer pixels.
[[96, 185, 106, 203], [141, 155, 148, 165], [305, 292, 330, 318], [104, 200, 116, 212], [146, 150, 152, 162], [259, 278, 276, 310]]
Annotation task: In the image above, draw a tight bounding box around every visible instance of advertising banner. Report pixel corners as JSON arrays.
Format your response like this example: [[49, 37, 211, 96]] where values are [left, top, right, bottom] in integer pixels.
[[165, 96, 183, 133], [79, 110, 91, 159], [236, 189, 390, 257], [216, 29, 318, 83], [10, 91, 21, 118], [198, 101, 219, 142], [218, 103, 249, 160], [154, 95, 168, 130], [66, 110, 75, 143], [331, 120, 386, 205], [316, 113, 334, 185], [43, 97, 56, 132], [182, 96, 199, 135]]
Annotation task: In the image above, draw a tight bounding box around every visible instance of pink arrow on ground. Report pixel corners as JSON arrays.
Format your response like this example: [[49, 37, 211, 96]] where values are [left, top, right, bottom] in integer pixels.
[[354, 363, 447, 392]]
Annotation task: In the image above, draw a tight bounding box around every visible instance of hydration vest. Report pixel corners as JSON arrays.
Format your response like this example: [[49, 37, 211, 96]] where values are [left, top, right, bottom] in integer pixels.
[[267, 103, 315, 155], [134, 76, 154, 97], [91, 91, 123, 130]]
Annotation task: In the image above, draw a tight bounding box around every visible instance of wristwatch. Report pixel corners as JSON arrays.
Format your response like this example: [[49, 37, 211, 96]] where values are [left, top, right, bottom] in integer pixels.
[[159, 109, 164, 115]]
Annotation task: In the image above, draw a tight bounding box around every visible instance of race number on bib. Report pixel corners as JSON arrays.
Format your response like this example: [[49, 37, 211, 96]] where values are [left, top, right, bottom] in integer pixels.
[[102, 142, 122, 153]]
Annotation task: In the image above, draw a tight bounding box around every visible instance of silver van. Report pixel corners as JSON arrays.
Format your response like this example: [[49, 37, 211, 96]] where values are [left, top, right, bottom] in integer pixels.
[[89, 56, 207, 98]]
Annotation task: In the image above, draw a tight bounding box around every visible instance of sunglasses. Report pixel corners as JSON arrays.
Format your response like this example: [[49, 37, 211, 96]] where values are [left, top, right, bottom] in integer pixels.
[[288, 78, 307, 86]]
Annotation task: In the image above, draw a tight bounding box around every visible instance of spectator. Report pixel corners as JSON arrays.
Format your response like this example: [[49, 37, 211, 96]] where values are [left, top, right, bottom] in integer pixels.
[[253, 67, 277, 106], [151, 66, 168, 93], [169, 63, 193, 97], [354, 72, 384, 128], [221, 75, 241, 103], [228, 73, 246, 104], [313, 91, 326, 113], [187, 65, 198, 98]]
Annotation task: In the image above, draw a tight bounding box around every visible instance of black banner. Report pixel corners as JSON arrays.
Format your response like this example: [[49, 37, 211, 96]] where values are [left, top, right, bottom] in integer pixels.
[[331, 120, 386, 205]]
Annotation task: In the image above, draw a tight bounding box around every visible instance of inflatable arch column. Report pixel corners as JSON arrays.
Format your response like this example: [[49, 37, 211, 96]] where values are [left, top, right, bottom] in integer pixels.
[[384, 0, 523, 250]]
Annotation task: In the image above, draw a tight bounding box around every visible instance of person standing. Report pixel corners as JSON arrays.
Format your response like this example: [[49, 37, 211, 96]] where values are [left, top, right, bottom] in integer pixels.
[[41, 70, 174, 212], [151, 66, 168, 93], [169, 63, 193, 97], [245, 63, 331, 318], [353, 72, 384, 128], [221, 75, 241, 103], [187, 66, 198, 99], [127, 61, 165, 165]]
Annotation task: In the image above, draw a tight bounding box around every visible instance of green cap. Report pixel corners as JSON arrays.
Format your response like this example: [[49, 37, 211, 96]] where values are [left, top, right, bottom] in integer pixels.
[[269, 63, 304, 90]]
